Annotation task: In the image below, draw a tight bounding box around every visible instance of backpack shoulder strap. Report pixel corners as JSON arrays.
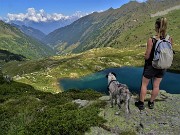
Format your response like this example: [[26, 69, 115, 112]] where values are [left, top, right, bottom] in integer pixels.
[[151, 36, 159, 49], [151, 36, 157, 44]]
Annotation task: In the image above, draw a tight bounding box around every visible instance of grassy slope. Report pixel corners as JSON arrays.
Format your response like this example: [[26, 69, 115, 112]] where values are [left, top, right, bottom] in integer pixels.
[[111, 9, 180, 47], [1, 64, 107, 135], [0, 21, 55, 59], [117, 9, 180, 71], [2, 47, 145, 93]]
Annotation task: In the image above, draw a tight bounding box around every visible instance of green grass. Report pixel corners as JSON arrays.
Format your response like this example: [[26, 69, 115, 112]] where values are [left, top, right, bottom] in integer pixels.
[[114, 9, 180, 48]]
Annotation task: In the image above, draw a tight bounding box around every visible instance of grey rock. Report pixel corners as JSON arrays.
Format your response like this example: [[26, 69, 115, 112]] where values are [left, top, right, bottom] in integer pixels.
[[73, 99, 89, 108]]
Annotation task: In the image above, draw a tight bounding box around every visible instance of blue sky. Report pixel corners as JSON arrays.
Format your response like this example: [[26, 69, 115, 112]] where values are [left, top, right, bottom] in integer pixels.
[[0, 0, 146, 18]]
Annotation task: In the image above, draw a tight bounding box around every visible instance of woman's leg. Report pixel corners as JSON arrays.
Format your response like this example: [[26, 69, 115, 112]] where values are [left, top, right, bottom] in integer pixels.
[[150, 77, 162, 102], [140, 76, 150, 102], [135, 76, 150, 110]]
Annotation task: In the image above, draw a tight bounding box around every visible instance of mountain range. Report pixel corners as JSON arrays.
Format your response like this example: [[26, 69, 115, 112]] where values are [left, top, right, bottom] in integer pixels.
[[1, 0, 180, 60], [43, 0, 180, 54], [9, 18, 79, 35], [6, 8, 85, 34]]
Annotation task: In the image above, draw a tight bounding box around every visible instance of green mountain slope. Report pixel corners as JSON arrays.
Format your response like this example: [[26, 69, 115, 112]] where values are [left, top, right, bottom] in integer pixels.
[[0, 20, 55, 59], [44, 0, 180, 54]]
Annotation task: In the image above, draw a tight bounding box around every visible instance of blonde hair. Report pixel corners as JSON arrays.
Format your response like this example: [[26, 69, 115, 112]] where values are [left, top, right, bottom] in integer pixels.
[[155, 17, 167, 38]]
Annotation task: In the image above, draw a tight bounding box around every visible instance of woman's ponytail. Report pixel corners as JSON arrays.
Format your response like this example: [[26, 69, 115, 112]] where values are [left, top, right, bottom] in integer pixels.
[[159, 17, 167, 37], [155, 17, 168, 38]]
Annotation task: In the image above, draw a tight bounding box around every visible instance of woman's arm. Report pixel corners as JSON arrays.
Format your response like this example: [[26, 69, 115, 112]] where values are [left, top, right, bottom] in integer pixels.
[[144, 38, 153, 60]]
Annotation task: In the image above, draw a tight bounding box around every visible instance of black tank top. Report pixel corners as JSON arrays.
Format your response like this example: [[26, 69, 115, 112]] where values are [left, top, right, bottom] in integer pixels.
[[145, 38, 157, 65]]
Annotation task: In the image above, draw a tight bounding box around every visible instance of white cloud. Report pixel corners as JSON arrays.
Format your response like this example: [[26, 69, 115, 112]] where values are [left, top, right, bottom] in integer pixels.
[[7, 13, 26, 21], [5, 8, 87, 23]]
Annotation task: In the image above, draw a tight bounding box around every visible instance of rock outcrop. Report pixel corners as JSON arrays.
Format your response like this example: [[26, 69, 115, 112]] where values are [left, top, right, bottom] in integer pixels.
[[86, 90, 180, 135]]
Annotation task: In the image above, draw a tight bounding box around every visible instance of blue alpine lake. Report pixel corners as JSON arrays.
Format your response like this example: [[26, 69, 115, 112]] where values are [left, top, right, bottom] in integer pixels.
[[59, 67, 180, 94]]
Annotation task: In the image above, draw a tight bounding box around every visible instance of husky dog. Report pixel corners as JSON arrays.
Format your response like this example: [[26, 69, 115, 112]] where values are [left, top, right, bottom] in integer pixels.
[[106, 72, 131, 114]]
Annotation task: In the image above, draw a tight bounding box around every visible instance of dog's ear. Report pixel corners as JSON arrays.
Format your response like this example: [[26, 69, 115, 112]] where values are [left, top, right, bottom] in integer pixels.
[[111, 72, 116, 77], [106, 74, 108, 78]]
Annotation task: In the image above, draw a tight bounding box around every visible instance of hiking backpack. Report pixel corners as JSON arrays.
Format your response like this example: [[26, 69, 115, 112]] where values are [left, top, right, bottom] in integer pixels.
[[152, 35, 174, 69]]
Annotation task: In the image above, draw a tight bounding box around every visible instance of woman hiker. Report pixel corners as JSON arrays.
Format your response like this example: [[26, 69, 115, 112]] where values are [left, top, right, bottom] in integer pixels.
[[135, 17, 173, 110]]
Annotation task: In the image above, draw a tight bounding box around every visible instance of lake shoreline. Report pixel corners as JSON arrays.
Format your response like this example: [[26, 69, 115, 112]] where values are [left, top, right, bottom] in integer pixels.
[[59, 66, 180, 94]]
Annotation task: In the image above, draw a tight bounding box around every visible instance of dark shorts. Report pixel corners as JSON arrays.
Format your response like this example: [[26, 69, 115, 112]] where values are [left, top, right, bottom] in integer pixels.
[[143, 63, 166, 79]]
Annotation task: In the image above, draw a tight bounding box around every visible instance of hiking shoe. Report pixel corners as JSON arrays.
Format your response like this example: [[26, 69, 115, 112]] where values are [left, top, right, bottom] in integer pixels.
[[135, 101, 145, 110], [148, 101, 154, 109]]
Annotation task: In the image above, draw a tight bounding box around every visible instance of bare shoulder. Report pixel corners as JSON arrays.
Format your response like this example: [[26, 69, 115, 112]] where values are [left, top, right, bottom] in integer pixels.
[[168, 35, 173, 45], [169, 36, 173, 42], [147, 37, 153, 46]]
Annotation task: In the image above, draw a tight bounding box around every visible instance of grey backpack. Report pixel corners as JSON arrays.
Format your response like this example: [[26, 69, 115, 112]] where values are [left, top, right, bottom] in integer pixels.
[[152, 35, 173, 69]]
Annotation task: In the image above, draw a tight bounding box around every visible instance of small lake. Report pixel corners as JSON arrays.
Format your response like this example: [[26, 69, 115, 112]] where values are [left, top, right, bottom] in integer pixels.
[[59, 67, 180, 94]]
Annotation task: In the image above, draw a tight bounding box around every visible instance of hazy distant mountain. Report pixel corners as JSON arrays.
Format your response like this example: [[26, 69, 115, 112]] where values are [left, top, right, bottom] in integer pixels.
[[6, 8, 85, 34], [9, 19, 78, 34], [11, 23, 46, 41], [44, 0, 180, 54], [0, 20, 55, 59]]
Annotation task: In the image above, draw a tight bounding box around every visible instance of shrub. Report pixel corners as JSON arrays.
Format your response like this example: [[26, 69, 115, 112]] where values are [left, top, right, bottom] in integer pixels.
[[26, 103, 106, 135], [64, 89, 103, 100], [0, 84, 106, 135]]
